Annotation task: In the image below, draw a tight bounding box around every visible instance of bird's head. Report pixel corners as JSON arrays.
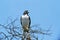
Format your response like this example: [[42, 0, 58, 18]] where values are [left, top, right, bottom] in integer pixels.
[[23, 10, 29, 15]]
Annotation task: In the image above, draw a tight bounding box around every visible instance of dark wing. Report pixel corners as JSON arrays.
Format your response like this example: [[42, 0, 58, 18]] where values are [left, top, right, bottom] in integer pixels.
[[20, 16, 22, 25], [29, 16, 31, 26]]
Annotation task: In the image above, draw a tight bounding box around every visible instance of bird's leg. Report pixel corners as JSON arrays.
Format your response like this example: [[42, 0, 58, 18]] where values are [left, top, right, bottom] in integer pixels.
[[22, 25, 31, 40], [23, 25, 29, 32], [26, 27, 31, 40]]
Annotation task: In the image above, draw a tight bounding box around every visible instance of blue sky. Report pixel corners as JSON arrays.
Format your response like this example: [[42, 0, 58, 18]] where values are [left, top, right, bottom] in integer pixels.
[[0, 0, 60, 40]]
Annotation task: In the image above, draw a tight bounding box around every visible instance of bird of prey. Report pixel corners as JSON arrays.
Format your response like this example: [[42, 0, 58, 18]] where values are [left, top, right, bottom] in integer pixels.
[[20, 10, 31, 32]]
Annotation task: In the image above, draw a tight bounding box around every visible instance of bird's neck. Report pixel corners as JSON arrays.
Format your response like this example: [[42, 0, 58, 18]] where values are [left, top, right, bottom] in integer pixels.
[[24, 14, 28, 16]]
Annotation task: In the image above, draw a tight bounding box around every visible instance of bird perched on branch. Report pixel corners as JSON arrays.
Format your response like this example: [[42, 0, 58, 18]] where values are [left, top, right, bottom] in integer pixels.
[[20, 10, 31, 32]]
